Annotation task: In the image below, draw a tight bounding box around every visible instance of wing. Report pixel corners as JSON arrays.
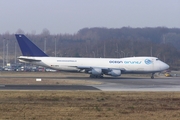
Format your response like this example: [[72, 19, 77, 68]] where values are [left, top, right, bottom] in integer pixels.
[[76, 66, 126, 74]]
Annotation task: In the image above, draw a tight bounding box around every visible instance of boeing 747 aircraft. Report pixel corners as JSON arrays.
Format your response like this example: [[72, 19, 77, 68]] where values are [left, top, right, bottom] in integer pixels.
[[15, 34, 169, 79]]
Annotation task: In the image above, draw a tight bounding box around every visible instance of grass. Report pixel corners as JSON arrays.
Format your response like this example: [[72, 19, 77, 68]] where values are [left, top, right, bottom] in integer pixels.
[[0, 91, 180, 120]]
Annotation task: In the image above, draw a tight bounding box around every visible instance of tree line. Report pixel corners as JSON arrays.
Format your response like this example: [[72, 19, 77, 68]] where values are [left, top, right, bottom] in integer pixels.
[[0, 27, 180, 70]]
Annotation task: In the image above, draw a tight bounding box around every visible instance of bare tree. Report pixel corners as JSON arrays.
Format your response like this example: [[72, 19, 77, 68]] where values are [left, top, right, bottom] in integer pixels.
[[41, 28, 50, 36], [16, 29, 25, 34]]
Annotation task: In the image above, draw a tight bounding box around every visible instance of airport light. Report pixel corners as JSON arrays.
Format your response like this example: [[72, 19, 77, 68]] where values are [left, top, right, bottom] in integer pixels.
[[116, 44, 119, 58], [115, 51, 120, 58], [6, 39, 9, 64], [3, 38, 5, 68], [55, 36, 57, 57], [104, 42, 106, 58], [126, 52, 130, 57], [150, 46, 153, 56], [157, 53, 161, 58], [92, 51, 95, 58], [121, 51, 125, 58], [15, 42, 17, 64], [44, 37, 46, 53]]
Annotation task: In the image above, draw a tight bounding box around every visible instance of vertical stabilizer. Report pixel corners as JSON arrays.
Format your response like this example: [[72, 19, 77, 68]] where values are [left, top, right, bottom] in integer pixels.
[[15, 34, 48, 57]]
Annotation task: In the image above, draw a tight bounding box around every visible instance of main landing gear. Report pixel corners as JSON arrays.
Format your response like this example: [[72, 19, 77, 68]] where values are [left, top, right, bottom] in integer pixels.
[[151, 73, 155, 79], [90, 74, 103, 78]]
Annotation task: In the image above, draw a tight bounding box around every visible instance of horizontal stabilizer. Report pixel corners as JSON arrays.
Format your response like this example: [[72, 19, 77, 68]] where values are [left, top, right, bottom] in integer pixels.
[[15, 34, 48, 57], [18, 57, 41, 62]]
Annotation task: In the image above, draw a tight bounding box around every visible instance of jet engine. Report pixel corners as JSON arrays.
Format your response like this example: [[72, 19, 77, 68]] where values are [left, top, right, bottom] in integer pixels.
[[89, 68, 102, 75], [108, 69, 121, 76]]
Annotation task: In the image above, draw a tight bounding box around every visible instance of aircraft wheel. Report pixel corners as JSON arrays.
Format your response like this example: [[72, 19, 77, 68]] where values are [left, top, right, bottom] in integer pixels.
[[89, 74, 103, 78], [99, 75, 104, 78]]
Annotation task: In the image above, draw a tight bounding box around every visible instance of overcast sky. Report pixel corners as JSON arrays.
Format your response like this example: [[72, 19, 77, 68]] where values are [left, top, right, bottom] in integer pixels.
[[0, 0, 180, 34]]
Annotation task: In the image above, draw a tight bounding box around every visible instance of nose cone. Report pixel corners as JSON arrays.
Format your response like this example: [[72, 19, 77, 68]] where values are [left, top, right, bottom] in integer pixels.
[[155, 60, 169, 71], [162, 62, 169, 70]]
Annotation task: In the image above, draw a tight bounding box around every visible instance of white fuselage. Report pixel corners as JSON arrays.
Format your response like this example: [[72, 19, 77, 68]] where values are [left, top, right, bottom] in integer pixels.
[[18, 56, 169, 74]]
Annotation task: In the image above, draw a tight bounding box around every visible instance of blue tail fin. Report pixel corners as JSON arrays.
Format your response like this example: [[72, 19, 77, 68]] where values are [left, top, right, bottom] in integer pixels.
[[15, 34, 48, 57]]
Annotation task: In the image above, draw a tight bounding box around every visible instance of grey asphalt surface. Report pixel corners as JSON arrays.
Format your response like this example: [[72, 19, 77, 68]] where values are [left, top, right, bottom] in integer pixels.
[[92, 77, 180, 91], [0, 76, 180, 91], [0, 85, 100, 90]]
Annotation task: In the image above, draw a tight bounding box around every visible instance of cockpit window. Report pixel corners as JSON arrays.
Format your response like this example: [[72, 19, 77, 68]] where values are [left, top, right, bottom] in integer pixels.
[[156, 59, 159, 61]]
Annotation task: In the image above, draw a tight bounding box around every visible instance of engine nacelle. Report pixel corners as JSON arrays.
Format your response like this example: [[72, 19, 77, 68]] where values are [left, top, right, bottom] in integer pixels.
[[108, 69, 121, 76], [89, 68, 102, 75]]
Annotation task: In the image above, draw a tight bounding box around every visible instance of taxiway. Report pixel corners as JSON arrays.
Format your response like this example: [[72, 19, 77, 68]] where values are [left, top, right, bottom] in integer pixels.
[[0, 76, 180, 91]]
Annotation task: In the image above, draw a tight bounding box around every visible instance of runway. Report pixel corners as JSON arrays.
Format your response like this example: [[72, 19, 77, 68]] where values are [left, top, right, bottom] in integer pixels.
[[93, 77, 180, 91], [0, 76, 180, 91]]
